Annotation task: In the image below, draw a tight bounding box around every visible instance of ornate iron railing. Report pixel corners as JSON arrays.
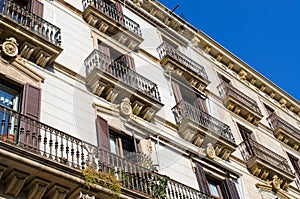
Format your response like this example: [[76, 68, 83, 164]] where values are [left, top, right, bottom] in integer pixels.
[[0, 104, 212, 199], [172, 100, 235, 144], [85, 49, 161, 102], [82, 0, 142, 36], [239, 138, 293, 174], [218, 82, 261, 114], [267, 112, 300, 140], [0, 0, 61, 46], [157, 42, 208, 80]]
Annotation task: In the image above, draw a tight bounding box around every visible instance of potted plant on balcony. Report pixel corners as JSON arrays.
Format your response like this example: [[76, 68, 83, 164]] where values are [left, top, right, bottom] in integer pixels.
[[1, 134, 15, 144], [153, 175, 169, 199], [82, 167, 121, 199]]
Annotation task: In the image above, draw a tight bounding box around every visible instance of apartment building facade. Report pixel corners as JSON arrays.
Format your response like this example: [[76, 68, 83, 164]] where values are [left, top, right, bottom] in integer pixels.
[[0, 0, 299, 198]]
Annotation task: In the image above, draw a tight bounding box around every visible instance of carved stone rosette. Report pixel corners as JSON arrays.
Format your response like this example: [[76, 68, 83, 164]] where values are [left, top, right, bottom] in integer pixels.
[[120, 97, 132, 116], [1, 37, 19, 58]]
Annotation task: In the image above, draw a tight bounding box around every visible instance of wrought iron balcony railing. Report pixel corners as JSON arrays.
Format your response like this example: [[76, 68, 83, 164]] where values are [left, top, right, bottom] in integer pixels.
[[172, 100, 235, 144], [157, 42, 208, 80], [85, 49, 161, 102], [0, 104, 212, 199], [267, 112, 300, 140], [0, 0, 61, 46], [82, 0, 142, 36], [218, 82, 261, 114], [239, 138, 293, 174]]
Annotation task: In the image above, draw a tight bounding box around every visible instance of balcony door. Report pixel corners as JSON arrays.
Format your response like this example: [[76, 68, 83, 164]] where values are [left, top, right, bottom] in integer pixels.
[[96, 116, 137, 158], [0, 83, 20, 136], [0, 81, 41, 146], [195, 162, 240, 199], [171, 80, 207, 112]]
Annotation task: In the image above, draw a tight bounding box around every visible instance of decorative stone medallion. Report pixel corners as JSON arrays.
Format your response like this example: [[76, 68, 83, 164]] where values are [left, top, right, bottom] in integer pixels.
[[206, 143, 216, 159], [272, 175, 283, 191], [1, 37, 19, 57], [79, 192, 95, 199], [120, 97, 132, 116]]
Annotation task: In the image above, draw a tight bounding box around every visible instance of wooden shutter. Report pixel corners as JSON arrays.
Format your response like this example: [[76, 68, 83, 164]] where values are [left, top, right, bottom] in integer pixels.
[[21, 83, 41, 148], [171, 81, 183, 104], [98, 43, 111, 57], [115, 2, 124, 25], [116, 54, 135, 70], [28, 0, 44, 18], [98, 43, 111, 72], [22, 83, 41, 120], [221, 178, 240, 199], [96, 115, 110, 152], [195, 97, 208, 113], [195, 163, 210, 195]]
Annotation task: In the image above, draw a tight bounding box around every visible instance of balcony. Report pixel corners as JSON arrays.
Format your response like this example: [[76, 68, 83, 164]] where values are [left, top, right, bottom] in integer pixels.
[[85, 49, 163, 121], [173, 100, 237, 160], [82, 0, 143, 50], [239, 139, 294, 190], [218, 82, 263, 125], [157, 42, 210, 92], [268, 113, 300, 152], [0, 104, 213, 199], [0, 0, 62, 67]]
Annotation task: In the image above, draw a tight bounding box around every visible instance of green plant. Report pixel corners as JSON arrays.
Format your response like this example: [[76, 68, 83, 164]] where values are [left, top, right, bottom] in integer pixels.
[[153, 176, 169, 199], [82, 167, 121, 199]]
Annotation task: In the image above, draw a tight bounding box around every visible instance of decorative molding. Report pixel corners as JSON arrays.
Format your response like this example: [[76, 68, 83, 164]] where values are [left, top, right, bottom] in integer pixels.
[[79, 192, 95, 199], [1, 37, 19, 58], [120, 97, 132, 117], [206, 143, 216, 159], [256, 182, 291, 199]]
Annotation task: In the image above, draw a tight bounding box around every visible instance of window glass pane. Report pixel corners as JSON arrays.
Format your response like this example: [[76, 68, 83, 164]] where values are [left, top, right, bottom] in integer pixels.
[[110, 135, 118, 155], [0, 83, 19, 110], [0, 83, 20, 136], [208, 180, 221, 197]]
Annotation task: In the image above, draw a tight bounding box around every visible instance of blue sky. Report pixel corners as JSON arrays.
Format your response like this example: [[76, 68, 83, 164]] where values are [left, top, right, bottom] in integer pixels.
[[158, 0, 300, 102]]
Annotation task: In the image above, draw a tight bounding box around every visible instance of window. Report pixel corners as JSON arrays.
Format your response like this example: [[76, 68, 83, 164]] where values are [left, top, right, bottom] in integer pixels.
[[194, 163, 240, 199], [0, 82, 21, 137], [288, 154, 300, 177], [109, 130, 136, 158], [0, 79, 41, 146], [96, 116, 136, 158], [0, 83, 20, 111], [218, 74, 231, 84], [207, 176, 223, 199], [171, 79, 207, 112], [5, 0, 44, 18], [237, 123, 254, 141], [162, 36, 179, 49], [98, 40, 136, 70], [264, 103, 275, 116]]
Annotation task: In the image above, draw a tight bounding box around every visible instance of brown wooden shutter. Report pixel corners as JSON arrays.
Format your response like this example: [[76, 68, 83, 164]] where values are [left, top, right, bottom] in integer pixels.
[[22, 83, 41, 120], [96, 115, 110, 152], [28, 0, 44, 18], [98, 43, 111, 57], [221, 178, 240, 199], [116, 54, 135, 70], [171, 81, 183, 104], [195, 163, 210, 195], [115, 2, 124, 25], [195, 97, 208, 113], [21, 83, 41, 148]]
